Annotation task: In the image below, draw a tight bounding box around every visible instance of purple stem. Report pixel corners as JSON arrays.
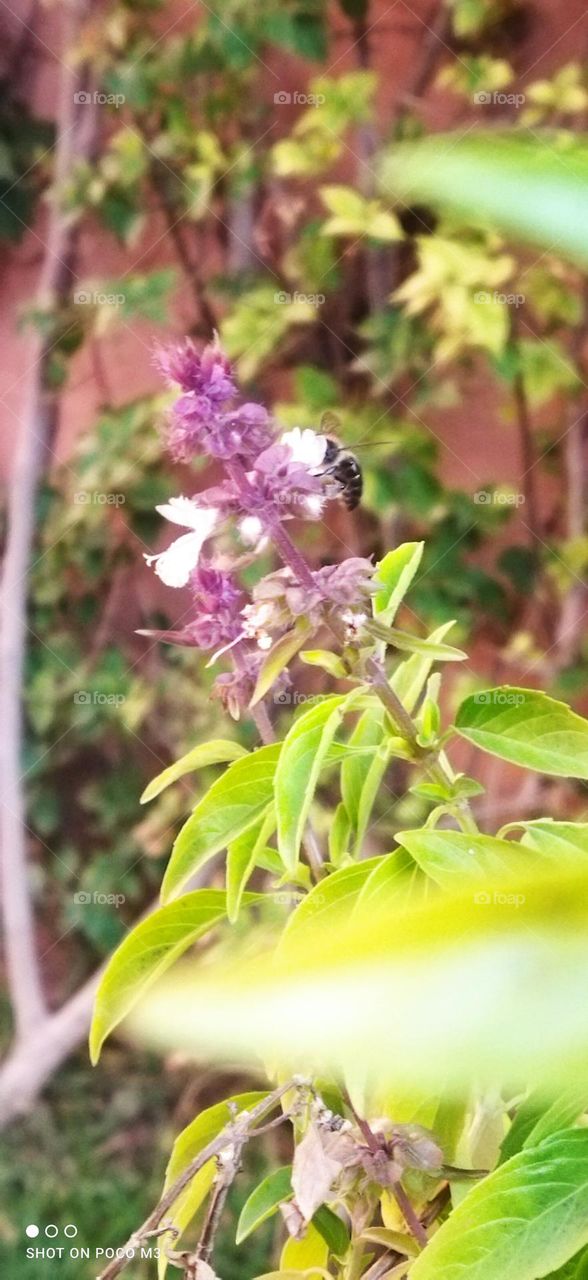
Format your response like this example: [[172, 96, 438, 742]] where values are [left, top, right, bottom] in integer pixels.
[[226, 456, 321, 596]]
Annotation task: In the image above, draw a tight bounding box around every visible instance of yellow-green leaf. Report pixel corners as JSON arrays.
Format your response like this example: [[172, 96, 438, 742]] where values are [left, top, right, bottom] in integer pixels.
[[140, 740, 248, 804], [411, 1130, 588, 1280], [90, 889, 234, 1063], [236, 1165, 293, 1243], [275, 691, 365, 873], [158, 1092, 267, 1278], [161, 744, 281, 902], [456, 689, 588, 778], [226, 808, 276, 923], [373, 543, 424, 626], [251, 621, 314, 707]]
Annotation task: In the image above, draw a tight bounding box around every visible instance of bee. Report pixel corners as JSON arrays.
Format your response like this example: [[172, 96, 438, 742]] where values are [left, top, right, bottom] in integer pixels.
[[317, 411, 363, 511]]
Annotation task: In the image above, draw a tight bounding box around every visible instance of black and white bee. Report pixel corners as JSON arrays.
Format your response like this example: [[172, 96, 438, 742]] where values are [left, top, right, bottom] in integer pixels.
[[316, 411, 363, 511]]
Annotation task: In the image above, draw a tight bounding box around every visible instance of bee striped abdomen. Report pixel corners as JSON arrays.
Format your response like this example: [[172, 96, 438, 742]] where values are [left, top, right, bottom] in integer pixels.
[[321, 435, 363, 510]]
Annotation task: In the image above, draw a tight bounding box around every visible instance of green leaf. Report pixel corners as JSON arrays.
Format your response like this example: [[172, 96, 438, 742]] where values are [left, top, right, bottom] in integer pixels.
[[373, 542, 424, 626], [90, 889, 234, 1062], [158, 1092, 267, 1278], [236, 1165, 293, 1243], [226, 808, 276, 923], [140, 739, 248, 803], [500, 1086, 588, 1165], [275, 691, 365, 873], [341, 707, 385, 833], [391, 622, 458, 712], [280, 1220, 329, 1274], [300, 649, 348, 678], [251, 621, 314, 707], [320, 185, 402, 240], [351, 738, 395, 857], [361, 1226, 418, 1255], [456, 689, 588, 778], [395, 829, 532, 889], [161, 744, 281, 902], [542, 1246, 588, 1280], [499, 1093, 551, 1165], [380, 132, 588, 269], [329, 802, 352, 865], [320, 184, 367, 221], [312, 1204, 350, 1256], [370, 621, 466, 661], [410, 1130, 588, 1280], [355, 846, 426, 913], [518, 821, 588, 861], [281, 859, 382, 947]]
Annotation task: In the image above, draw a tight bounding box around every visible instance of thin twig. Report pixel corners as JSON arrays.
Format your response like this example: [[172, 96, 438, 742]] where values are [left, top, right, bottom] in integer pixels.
[[194, 1155, 236, 1265], [150, 159, 219, 333], [96, 1081, 296, 1280], [512, 359, 541, 545]]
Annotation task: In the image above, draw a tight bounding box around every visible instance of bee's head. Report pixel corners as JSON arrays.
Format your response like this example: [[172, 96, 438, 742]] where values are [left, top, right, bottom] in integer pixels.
[[323, 437, 340, 464]]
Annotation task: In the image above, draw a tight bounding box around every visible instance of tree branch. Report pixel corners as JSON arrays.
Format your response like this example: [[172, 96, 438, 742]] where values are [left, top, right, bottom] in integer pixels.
[[0, 0, 98, 1041], [96, 1081, 297, 1280]]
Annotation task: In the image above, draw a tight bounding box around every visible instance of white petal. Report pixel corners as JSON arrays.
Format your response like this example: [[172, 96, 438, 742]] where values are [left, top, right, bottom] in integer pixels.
[[147, 530, 210, 588], [238, 516, 264, 546], [155, 498, 218, 533], [302, 494, 325, 519], [280, 427, 327, 469]]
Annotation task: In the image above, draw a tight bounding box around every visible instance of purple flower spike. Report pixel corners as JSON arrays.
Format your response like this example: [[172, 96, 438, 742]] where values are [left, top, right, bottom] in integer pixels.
[[155, 335, 235, 401], [156, 336, 273, 462], [147, 336, 365, 684]]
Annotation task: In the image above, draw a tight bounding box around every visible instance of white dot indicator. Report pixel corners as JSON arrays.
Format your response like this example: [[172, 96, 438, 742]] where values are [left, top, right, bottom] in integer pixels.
[[25, 1225, 39, 1238]]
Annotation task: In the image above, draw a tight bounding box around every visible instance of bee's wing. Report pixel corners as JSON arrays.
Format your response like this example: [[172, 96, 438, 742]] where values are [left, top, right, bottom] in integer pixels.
[[319, 410, 341, 435]]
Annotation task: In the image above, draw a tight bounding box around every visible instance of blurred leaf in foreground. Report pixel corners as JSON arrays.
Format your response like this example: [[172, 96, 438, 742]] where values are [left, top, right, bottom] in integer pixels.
[[380, 132, 588, 268], [127, 862, 588, 1095]]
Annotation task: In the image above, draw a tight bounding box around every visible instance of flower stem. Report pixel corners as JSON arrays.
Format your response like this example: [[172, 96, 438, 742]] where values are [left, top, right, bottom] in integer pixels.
[[227, 455, 321, 596], [365, 657, 478, 834], [270, 518, 321, 595]]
